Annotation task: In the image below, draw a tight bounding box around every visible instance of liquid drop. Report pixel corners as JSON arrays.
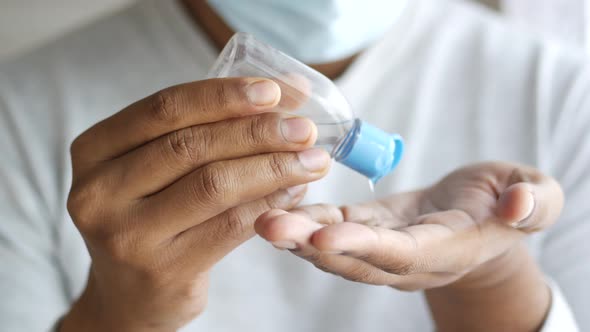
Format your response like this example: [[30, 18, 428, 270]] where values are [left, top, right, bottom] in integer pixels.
[[368, 179, 376, 194]]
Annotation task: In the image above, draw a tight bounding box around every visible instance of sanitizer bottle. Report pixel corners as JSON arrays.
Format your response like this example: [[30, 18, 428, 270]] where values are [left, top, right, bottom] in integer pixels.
[[209, 33, 404, 184]]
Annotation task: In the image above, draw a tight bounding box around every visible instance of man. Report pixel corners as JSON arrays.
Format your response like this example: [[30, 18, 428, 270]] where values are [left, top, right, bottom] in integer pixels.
[[0, 0, 586, 331]]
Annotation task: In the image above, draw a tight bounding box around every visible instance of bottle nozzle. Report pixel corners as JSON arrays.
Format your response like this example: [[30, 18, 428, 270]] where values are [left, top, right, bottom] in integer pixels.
[[337, 121, 404, 183]]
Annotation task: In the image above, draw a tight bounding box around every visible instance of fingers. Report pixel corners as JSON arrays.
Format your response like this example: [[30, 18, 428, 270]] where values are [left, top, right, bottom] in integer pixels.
[[255, 205, 437, 276], [299, 252, 403, 286], [170, 186, 308, 271], [309, 210, 500, 275], [340, 199, 416, 229], [312, 222, 427, 275], [255, 210, 394, 284], [288, 194, 420, 230], [289, 204, 344, 226], [309, 208, 525, 277], [255, 209, 447, 289], [256, 209, 324, 250], [496, 168, 564, 232], [301, 252, 451, 290], [105, 113, 317, 198], [71, 78, 281, 168], [137, 149, 331, 238]]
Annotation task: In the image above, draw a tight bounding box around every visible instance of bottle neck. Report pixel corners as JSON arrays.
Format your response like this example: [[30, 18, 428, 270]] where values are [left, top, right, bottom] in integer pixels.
[[332, 119, 405, 183], [332, 118, 362, 161]]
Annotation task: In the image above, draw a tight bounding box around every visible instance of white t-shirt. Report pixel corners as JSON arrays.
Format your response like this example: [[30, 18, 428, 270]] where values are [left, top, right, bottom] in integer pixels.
[[0, 0, 585, 331], [502, 0, 587, 47]]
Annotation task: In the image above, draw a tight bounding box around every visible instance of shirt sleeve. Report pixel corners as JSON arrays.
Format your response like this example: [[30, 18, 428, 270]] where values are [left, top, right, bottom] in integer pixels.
[[540, 279, 579, 332], [0, 77, 70, 331]]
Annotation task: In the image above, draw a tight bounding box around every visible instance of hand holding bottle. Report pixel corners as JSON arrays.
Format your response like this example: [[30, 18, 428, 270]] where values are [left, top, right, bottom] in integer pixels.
[[60, 78, 331, 331]]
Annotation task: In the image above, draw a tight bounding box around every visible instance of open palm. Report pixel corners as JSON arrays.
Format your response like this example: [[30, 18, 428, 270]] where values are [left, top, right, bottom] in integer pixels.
[[255, 162, 563, 290]]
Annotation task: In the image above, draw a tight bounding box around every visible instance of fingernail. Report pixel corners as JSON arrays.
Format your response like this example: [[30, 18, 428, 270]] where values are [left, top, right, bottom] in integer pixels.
[[246, 80, 280, 106], [511, 191, 536, 229], [272, 241, 297, 250], [286, 184, 306, 197], [297, 148, 331, 172], [281, 117, 313, 143]]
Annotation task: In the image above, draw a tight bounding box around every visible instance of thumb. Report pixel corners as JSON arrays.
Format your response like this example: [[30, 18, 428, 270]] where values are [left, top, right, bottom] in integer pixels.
[[495, 168, 564, 233]]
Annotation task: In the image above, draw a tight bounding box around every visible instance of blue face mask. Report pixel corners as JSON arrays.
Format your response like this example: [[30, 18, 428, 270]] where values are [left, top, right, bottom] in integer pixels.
[[207, 0, 408, 64]]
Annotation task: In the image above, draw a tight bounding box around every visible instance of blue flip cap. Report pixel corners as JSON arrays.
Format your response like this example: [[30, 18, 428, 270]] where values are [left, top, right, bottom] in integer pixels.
[[337, 121, 404, 183]]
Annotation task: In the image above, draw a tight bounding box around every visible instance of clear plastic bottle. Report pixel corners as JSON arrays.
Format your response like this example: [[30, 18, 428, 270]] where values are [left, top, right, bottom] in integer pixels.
[[208, 33, 404, 184]]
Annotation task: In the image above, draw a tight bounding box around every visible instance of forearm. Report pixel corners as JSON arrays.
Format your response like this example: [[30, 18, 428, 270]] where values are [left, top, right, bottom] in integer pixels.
[[59, 282, 122, 332], [59, 297, 169, 332], [59, 279, 177, 332], [59, 291, 105, 332], [425, 244, 551, 332]]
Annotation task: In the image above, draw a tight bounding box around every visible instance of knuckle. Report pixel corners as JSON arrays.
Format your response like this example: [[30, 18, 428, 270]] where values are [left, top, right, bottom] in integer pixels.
[[220, 208, 251, 239], [268, 153, 293, 181], [70, 133, 94, 168], [208, 80, 235, 110], [100, 231, 132, 262], [165, 127, 205, 165], [67, 179, 105, 231], [150, 88, 182, 125], [69, 135, 84, 157], [246, 115, 268, 146], [197, 165, 230, 204], [97, 227, 148, 269]]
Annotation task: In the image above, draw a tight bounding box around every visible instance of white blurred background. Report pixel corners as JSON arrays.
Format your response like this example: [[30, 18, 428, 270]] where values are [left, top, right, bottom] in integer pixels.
[[0, 0, 135, 60], [0, 0, 588, 62]]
